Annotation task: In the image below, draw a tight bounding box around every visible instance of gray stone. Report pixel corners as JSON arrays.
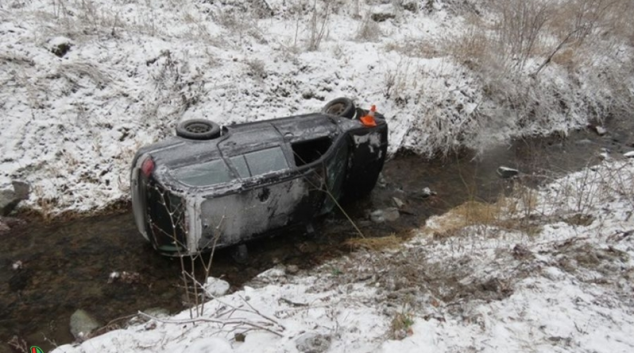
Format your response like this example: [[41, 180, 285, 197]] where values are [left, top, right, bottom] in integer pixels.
[[143, 307, 170, 318], [0, 181, 29, 216], [370, 210, 386, 223], [295, 333, 332, 353], [624, 151, 634, 158], [497, 166, 519, 179], [575, 139, 593, 145], [383, 207, 400, 222], [0, 221, 9, 233], [377, 173, 387, 188], [370, 208, 400, 223], [203, 277, 230, 297], [286, 264, 299, 275], [392, 197, 405, 208], [70, 309, 101, 340], [421, 187, 435, 197]]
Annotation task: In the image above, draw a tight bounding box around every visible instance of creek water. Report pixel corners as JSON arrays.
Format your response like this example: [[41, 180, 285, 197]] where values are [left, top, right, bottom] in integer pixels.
[[1, 122, 632, 352]]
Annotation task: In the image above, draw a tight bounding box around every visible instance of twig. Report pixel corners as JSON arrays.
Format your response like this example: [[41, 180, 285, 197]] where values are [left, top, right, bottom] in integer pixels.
[[137, 312, 285, 337]]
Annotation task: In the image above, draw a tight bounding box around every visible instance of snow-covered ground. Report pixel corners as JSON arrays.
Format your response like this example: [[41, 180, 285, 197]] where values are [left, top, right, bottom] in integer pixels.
[[2, 0, 632, 216], [3, 1, 634, 351], [50, 158, 634, 353]]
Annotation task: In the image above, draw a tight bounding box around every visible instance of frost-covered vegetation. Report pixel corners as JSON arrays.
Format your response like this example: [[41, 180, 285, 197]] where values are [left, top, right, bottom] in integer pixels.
[[1, 0, 633, 216]]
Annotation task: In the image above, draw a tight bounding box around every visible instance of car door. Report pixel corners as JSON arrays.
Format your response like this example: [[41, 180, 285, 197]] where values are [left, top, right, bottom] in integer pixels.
[[197, 146, 324, 249]]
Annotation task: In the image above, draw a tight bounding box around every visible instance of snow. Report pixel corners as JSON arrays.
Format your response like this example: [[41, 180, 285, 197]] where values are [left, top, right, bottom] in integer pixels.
[[2, 0, 631, 216], [50, 158, 634, 352], [2, 1, 634, 351]]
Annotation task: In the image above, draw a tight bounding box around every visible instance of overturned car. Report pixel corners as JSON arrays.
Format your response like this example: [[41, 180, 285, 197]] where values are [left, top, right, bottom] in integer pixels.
[[130, 98, 388, 256]]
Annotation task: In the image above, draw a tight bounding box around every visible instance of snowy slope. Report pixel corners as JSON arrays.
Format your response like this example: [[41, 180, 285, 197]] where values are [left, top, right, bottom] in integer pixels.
[[2, 0, 631, 216]]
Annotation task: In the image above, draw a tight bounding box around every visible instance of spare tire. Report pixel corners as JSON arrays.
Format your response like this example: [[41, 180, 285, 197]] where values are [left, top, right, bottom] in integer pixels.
[[322, 97, 356, 119], [176, 119, 221, 140]]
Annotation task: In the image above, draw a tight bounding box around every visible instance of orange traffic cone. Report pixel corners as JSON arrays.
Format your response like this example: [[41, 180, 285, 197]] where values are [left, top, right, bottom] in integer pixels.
[[360, 105, 377, 127]]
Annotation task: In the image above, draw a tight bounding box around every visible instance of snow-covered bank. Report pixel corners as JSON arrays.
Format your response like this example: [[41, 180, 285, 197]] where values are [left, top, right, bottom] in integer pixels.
[[2, 0, 633, 216], [50, 159, 634, 353]]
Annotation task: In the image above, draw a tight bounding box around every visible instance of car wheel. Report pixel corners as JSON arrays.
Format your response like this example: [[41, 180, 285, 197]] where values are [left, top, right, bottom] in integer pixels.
[[176, 119, 221, 140], [322, 97, 356, 119]]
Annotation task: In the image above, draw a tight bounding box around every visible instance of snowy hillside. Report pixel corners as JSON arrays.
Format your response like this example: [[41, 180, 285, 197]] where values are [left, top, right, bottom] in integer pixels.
[[2, 0, 633, 216]]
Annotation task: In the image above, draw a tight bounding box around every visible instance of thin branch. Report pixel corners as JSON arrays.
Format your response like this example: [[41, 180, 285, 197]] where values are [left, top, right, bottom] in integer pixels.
[[137, 312, 285, 337]]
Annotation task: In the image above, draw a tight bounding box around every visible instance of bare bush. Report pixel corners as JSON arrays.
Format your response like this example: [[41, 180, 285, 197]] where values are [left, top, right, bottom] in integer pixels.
[[442, 0, 634, 150], [245, 59, 267, 80], [306, 0, 331, 51], [355, 14, 382, 42]]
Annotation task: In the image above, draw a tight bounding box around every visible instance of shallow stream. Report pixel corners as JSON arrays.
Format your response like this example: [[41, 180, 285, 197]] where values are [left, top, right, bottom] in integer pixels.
[[1, 121, 632, 352]]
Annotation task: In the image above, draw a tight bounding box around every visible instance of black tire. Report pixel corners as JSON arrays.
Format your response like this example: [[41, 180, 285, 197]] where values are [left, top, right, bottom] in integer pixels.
[[176, 119, 221, 140], [322, 97, 356, 119]]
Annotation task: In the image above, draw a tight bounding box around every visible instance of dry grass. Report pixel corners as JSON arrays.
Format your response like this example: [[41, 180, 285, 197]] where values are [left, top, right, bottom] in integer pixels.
[[344, 234, 403, 251], [429, 200, 503, 237], [384, 38, 439, 59], [355, 14, 382, 42], [388, 311, 414, 340]]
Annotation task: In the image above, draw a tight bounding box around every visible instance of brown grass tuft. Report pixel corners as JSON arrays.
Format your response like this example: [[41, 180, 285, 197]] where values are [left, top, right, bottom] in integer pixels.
[[344, 234, 402, 251]]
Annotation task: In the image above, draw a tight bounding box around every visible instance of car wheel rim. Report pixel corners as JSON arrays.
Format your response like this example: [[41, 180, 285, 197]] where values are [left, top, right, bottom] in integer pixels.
[[327, 103, 346, 116], [186, 123, 211, 134]]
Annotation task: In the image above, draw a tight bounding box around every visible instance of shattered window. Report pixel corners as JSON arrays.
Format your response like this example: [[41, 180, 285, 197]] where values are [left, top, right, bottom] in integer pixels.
[[172, 160, 232, 187], [244, 147, 288, 176]]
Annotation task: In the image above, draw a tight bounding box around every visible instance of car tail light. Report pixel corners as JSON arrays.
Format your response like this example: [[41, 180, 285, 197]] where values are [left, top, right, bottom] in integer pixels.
[[141, 158, 155, 177]]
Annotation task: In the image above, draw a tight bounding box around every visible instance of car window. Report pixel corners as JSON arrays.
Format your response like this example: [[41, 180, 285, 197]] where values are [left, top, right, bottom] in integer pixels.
[[244, 147, 289, 176], [230, 155, 250, 178], [172, 159, 232, 187]]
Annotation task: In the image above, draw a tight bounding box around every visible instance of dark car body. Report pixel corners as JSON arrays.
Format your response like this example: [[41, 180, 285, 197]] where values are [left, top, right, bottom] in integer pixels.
[[131, 103, 388, 256]]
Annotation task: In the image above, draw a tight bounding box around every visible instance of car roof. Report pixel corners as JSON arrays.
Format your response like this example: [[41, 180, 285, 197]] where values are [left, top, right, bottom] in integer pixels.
[[140, 113, 343, 171]]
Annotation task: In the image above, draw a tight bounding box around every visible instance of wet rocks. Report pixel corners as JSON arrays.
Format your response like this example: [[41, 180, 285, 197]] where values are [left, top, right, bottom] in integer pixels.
[[0, 216, 27, 234], [370, 207, 400, 223], [286, 264, 299, 275], [143, 307, 170, 318], [295, 333, 332, 353], [371, 12, 396, 23], [48, 36, 73, 58], [392, 197, 405, 208], [497, 166, 519, 179], [0, 180, 29, 216], [107, 271, 142, 284], [70, 309, 101, 340], [203, 277, 230, 297], [589, 124, 607, 136], [421, 187, 435, 198]]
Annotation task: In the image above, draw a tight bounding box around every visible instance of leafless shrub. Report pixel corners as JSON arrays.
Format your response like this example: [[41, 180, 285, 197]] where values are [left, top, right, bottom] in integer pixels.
[[245, 58, 266, 80], [442, 0, 634, 148], [384, 37, 439, 58], [492, 0, 551, 73], [355, 14, 382, 42], [389, 310, 414, 340], [382, 57, 414, 101], [306, 0, 331, 51], [142, 50, 207, 134]]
